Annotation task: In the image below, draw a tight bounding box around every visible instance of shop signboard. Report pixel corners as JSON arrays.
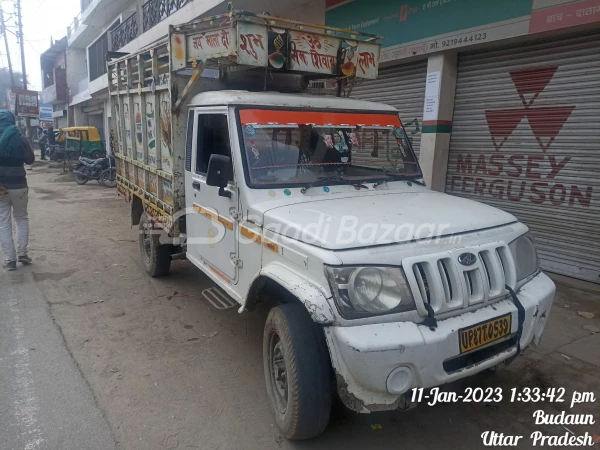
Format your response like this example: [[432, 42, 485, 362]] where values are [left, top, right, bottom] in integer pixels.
[[326, 0, 600, 63], [12, 89, 39, 117], [39, 103, 53, 121]]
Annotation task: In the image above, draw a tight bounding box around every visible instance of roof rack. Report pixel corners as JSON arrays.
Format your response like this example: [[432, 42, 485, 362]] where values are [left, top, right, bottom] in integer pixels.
[[175, 3, 382, 42], [169, 2, 382, 81]]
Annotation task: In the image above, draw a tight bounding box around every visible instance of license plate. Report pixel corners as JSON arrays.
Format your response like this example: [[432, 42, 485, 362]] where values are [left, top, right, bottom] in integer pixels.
[[458, 314, 512, 353]]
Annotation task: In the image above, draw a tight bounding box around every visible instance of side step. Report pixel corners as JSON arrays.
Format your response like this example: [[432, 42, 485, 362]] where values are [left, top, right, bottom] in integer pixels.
[[202, 287, 237, 310]]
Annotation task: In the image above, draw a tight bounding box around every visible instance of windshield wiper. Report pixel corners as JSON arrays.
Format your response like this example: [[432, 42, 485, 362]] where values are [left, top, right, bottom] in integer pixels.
[[373, 173, 426, 188], [409, 178, 426, 186], [300, 175, 368, 194]]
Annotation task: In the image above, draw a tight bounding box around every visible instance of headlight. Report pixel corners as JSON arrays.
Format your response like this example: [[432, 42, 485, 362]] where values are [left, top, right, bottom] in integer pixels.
[[325, 266, 416, 319], [509, 232, 540, 282]]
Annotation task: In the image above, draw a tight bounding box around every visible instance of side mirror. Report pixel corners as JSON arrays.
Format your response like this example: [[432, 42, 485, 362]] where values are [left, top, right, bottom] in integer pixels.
[[206, 154, 232, 198]]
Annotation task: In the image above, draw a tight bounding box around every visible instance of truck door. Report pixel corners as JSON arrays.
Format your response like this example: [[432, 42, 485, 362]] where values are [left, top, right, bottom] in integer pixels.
[[185, 108, 239, 282]]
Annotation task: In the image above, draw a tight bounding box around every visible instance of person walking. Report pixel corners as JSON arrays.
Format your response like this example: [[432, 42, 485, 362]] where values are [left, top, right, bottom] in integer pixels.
[[0, 110, 35, 271], [38, 129, 48, 160]]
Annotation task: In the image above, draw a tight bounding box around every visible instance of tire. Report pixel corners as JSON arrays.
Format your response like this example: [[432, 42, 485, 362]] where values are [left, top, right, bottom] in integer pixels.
[[100, 168, 117, 188], [263, 303, 332, 440], [139, 213, 172, 277], [74, 166, 89, 185], [91, 150, 105, 159]]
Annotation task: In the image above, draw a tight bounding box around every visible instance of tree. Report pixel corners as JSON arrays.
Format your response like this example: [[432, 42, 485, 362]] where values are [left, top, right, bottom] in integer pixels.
[[0, 68, 24, 109]]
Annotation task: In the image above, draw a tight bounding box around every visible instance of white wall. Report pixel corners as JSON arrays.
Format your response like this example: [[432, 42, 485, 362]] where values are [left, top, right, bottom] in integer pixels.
[[67, 47, 88, 88], [89, 74, 108, 95]]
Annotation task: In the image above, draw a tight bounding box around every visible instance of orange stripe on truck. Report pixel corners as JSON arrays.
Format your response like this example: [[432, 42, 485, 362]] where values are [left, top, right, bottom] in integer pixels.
[[239, 110, 401, 127]]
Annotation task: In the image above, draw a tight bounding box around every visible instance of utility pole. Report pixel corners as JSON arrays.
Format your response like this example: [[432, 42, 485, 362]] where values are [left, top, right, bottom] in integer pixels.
[[0, 8, 15, 88], [15, 0, 33, 146], [16, 0, 27, 89]]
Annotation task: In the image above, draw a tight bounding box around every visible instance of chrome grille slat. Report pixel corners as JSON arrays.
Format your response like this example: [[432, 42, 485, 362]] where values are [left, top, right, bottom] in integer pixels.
[[438, 260, 452, 303], [413, 263, 429, 305]]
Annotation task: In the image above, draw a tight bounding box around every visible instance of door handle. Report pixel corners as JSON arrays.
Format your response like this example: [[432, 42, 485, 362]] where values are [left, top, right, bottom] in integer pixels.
[[192, 181, 201, 190]]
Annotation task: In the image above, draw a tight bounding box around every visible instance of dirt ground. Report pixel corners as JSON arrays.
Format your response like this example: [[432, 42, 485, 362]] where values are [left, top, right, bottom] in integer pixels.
[[11, 159, 600, 449]]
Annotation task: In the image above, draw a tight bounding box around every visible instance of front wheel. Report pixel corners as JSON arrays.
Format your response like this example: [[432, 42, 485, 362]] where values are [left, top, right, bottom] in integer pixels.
[[74, 166, 89, 185], [263, 303, 332, 440], [139, 213, 172, 277], [100, 168, 117, 188]]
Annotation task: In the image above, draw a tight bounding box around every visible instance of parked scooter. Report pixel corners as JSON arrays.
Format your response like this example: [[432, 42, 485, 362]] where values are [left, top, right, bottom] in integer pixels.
[[72, 155, 117, 188]]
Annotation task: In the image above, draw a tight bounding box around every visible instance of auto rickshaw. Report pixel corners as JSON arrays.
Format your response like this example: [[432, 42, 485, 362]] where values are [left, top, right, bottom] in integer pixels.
[[51, 126, 106, 161]]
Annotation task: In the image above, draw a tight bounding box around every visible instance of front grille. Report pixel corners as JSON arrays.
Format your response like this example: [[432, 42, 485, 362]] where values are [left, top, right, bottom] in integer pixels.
[[403, 242, 516, 315]]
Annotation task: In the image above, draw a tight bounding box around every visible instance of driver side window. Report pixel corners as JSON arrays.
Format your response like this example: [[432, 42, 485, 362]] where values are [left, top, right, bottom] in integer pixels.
[[195, 113, 233, 181]]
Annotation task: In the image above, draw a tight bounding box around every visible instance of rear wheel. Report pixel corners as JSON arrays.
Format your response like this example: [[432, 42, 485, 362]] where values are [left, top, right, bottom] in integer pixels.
[[263, 303, 332, 440], [100, 168, 117, 188], [139, 213, 172, 277]]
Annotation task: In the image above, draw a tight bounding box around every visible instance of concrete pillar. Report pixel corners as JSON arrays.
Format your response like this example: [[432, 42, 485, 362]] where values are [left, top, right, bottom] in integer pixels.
[[419, 51, 457, 192]]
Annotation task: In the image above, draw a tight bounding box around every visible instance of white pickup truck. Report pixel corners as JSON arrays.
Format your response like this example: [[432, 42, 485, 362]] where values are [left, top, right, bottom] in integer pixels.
[[108, 8, 556, 440]]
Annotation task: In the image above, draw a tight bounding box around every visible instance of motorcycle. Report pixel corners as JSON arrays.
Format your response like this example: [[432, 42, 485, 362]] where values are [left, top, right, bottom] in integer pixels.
[[72, 155, 117, 188], [47, 144, 63, 161]]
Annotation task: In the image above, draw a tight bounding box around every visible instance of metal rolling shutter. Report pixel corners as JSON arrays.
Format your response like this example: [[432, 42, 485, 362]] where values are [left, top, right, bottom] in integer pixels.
[[446, 32, 600, 283], [350, 60, 427, 157]]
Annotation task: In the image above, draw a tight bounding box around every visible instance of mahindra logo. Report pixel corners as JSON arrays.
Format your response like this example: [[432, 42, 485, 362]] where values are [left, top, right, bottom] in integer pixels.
[[458, 252, 477, 266]]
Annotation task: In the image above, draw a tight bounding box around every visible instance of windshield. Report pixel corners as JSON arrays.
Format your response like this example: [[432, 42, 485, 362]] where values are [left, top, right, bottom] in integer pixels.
[[238, 109, 421, 188]]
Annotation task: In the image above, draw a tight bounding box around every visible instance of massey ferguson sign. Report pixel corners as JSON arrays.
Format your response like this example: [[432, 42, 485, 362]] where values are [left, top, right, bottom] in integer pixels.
[[448, 66, 592, 209]]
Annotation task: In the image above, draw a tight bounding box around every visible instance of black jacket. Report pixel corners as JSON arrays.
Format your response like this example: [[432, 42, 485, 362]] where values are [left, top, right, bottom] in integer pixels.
[[0, 137, 35, 189]]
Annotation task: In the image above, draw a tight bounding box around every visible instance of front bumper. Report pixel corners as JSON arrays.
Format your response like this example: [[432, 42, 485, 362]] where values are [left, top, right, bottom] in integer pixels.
[[324, 272, 556, 413]]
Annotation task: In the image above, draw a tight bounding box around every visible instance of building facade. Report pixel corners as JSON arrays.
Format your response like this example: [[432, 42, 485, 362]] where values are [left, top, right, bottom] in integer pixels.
[[63, 0, 325, 144], [40, 37, 69, 128], [326, 0, 600, 283]]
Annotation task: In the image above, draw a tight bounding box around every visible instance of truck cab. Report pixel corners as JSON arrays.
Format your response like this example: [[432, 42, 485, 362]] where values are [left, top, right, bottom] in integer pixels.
[[109, 8, 555, 441]]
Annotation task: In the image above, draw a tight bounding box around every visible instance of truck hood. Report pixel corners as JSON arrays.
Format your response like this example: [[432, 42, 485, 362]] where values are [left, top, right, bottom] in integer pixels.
[[262, 191, 516, 250]]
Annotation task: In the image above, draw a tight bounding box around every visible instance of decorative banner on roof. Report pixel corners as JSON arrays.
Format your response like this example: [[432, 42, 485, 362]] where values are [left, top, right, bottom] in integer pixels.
[[237, 22, 269, 67], [288, 31, 341, 75], [170, 19, 380, 78], [174, 27, 238, 70], [341, 40, 380, 79]]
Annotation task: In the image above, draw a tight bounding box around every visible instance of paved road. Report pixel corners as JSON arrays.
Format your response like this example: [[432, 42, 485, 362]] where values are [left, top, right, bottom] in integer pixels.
[[0, 272, 116, 450], [1, 160, 599, 450]]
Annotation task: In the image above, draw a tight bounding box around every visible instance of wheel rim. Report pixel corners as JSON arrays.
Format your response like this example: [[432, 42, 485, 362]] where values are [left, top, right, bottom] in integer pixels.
[[269, 332, 288, 413]]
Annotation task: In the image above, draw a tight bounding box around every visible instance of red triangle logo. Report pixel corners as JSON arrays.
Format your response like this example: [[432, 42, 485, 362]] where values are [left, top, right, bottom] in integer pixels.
[[525, 106, 575, 152], [485, 109, 526, 151], [510, 66, 558, 107]]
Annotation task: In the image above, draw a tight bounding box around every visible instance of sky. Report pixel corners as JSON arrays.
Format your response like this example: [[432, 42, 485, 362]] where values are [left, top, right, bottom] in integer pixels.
[[0, 0, 81, 91]]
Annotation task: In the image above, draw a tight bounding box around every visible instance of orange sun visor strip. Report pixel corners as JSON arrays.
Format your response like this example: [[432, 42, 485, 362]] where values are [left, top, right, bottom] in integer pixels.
[[239, 110, 401, 128]]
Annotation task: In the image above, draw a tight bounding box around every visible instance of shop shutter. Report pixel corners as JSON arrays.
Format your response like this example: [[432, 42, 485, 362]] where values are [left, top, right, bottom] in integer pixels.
[[446, 31, 600, 283], [350, 60, 427, 157]]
